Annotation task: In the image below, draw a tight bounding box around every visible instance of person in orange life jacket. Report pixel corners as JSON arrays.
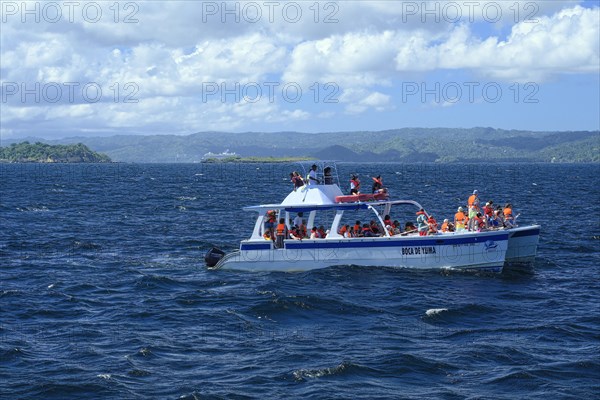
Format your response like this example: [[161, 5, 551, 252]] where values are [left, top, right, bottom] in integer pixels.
[[385, 224, 394, 236], [339, 224, 348, 236], [362, 224, 376, 237], [289, 226, 302, 240], [353, 220, 361, 234], [369, 220, 380, 235], [264, 210, 277, 238], [317, 225, 327, 238], [454, 206, 467, 231], [473, 213, 486, 231], [483, 201, 494, 228], [383, 215, 392, 227], [372, 175, 384, 194], [467, 190, 480, 231], [427, 215, 438, 235], [298, 220, 307, 238], [416, 209, 429, 236], [275, 218, 287, 248], [503, 203, 515, 227], [350, 175, 361, 195], [441, 219, 450, 232], [309, 227, 318, 239], [483, 201, 494, 218]]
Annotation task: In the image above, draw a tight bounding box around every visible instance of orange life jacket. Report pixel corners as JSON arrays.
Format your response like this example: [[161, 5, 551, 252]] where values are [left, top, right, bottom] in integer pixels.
[[428, 218, 437, 232], [467, 194, 479, 208], [339, 225, 347, 235], [455, 211, 466, 223], [276, 223, 286, 236], [503, 207, 513, 218], [353, 224, 361, 232], [441, 221, 449, 232]]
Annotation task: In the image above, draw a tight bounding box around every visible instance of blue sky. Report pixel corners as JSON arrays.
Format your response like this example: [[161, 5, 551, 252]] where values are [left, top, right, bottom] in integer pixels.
[[1, 1, 599, 140]]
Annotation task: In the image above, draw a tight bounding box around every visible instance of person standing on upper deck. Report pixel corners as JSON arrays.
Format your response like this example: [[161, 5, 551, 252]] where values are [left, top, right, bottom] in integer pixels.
[[467, 190, 480, 231], [307, 164, 319, 185]]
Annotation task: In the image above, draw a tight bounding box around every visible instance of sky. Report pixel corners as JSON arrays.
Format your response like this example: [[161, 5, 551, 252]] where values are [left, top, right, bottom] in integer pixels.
[[0, 0, 599, 140]]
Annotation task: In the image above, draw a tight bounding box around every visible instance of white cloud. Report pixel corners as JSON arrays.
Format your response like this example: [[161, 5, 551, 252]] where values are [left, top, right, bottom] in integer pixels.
[[0, 1, 597, 137], [285, 5, 599, 86]]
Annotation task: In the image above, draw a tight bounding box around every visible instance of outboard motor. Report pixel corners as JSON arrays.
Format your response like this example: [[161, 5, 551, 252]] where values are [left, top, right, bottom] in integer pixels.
[[205, 247, 225, 268]]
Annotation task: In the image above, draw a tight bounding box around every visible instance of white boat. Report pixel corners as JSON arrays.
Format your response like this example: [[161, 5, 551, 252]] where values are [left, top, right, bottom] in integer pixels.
[[201, 149, 239, 161], [206, 165, 540, 273]]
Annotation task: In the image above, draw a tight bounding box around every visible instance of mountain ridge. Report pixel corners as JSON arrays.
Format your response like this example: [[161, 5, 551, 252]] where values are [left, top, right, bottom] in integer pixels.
[[1, 128, 598, 163]]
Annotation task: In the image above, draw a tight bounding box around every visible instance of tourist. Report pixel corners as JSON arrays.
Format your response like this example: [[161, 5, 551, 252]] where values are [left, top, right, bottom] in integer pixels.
[[350, 175, 361, 195], [307, 164, 319, 185], [290, 171, 304, 190], [293, 212, 303, 228], [427, 215, 438, 235], [372, 175, 384, 194], [467, 190, 480, 231], [275, 218, 287, 248], [454, 206, 466, 231], [503, 203, 515, 228], [323, 166, 333, 184], [416, 209, 428, 236], [403, 222, 417, 235]]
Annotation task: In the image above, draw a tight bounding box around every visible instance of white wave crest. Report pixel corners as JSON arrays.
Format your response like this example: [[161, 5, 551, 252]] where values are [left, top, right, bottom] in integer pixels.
[[426, 308, 448, 316]]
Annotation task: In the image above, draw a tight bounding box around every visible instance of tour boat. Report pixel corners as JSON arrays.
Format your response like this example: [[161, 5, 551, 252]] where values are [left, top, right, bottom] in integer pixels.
[[205, 165, 540, 273]]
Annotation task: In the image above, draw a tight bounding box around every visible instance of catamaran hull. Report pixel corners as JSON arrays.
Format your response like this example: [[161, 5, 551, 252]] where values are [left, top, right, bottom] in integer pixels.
[[505, 225, 541, 266], [212, 232, 509, 272]]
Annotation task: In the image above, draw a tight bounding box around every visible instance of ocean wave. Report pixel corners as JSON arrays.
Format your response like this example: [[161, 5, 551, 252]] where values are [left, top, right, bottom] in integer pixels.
[[425, 308, 448, 316], [292, 361, 369, 381], [16, 205, 49, 212]]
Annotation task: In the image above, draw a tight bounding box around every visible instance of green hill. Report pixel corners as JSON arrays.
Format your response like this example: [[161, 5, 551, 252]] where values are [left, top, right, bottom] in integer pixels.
[[0, 142, 112, 163]]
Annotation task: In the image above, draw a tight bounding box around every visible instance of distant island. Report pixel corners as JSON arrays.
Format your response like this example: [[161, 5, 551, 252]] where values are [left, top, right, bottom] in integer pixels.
[[202, 156, 315, 163], [0, 142, 112, 163]]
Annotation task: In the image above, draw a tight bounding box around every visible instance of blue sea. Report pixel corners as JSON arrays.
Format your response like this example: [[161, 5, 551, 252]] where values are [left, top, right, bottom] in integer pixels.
[[1, 162, 599, 399]]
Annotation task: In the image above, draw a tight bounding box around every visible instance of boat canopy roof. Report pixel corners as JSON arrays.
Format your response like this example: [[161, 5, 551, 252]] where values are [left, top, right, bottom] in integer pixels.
[[244, 198, 424, 213], [243, 183, 424, 213]]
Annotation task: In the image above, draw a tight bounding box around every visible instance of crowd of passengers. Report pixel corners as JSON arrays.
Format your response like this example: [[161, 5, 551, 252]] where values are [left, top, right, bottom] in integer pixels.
[[263, 188, 517, 246]]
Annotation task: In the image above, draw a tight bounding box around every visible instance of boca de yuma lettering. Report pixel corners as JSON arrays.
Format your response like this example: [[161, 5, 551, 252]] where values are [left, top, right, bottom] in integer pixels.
[[401, 246, 437, 255]]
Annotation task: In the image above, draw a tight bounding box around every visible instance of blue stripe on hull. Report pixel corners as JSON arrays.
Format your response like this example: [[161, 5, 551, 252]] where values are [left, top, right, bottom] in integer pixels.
[[283, 234, 508, 250], [240, 243, 272, 250], [509, 228, 540, 238]]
